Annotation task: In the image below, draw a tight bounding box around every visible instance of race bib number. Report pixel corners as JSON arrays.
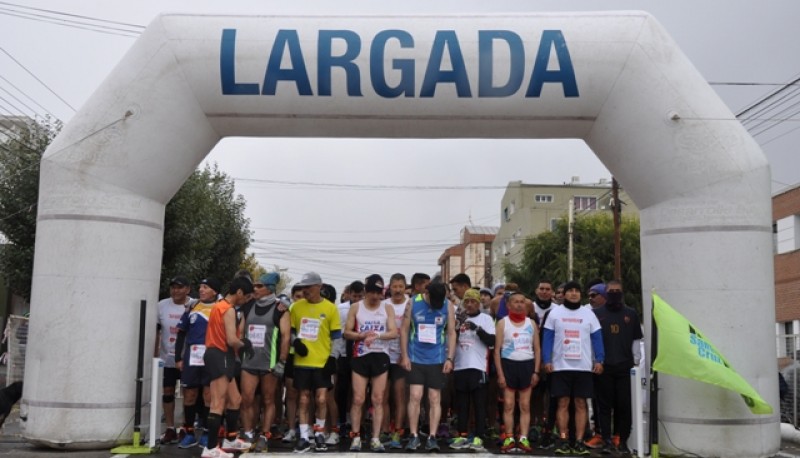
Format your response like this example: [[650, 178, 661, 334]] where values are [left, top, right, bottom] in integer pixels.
[[299, 318, 321, 342], [564, 330, 581, 360], [513, 332, 532, 351], [189, 344, 206, 366], [248, 324, 266, 348], [418, 324, 437, 344], [459, 330, 475, 349]]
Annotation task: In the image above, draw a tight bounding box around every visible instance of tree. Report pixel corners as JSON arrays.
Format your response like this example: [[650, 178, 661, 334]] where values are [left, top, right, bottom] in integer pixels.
[[503, 213, 642, 313], [0, 117, 60, 300], [0, 119, 253, 300], [159, 163, 252, 298], [237, 256, 294, 295]]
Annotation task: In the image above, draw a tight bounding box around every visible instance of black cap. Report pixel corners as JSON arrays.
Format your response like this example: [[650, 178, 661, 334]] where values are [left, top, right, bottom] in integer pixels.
[[199, 277, 222, 294], [562, 280, 582, 293], [427, 282, 446, 308], [365, 274, 385, 293], [169, 276, 190, 287]]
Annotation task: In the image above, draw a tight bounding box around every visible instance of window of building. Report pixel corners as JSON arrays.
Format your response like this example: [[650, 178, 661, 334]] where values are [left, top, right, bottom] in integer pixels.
[[502, 241, 509, 256], [776, 215, 800, 254], [493, 248, 498, 262], [503, 207, 510, 222], [509, 200, 516, 215], [535, 194, 553, 203], [574, 195, 598, 211]]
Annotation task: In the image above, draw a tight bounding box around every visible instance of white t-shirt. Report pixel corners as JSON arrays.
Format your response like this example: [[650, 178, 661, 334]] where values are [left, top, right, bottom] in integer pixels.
[[157, 297, 194, 368], [383, 297, 408, 364], [544, 305, 601, 372], [454, 312, 495, 372]]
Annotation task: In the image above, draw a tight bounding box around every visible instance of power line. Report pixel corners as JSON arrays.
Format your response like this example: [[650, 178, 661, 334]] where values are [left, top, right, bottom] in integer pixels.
[[736, 74, 800, 118], [0, 73, 61, 121], [0, 9, 140, 37], [236, 177, 508, 191], [0, 47, 76, 112], [251, 214, 497, 234], [0, 1, 145, 29]]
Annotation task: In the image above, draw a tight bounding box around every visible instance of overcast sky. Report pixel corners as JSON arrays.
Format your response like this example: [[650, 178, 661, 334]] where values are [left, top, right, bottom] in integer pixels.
[[2, 0, 798, 292]]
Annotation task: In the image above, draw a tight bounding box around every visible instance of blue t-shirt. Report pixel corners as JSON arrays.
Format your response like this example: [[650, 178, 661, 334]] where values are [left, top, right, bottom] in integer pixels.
[[176, 301, 214, 361]]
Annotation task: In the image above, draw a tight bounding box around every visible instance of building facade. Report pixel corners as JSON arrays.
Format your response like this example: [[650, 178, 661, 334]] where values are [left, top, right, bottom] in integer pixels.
[[438, 225, 498, 288], [774, 184, 800, 360], [491, 178, 639, 282]]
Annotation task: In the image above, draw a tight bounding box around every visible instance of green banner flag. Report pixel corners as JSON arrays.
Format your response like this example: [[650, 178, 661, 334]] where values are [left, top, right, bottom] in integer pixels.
[[652, 293, 772, 415]]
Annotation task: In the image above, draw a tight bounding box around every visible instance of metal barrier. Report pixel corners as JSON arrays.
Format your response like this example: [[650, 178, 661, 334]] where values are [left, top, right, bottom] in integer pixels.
[[777, 334, 800, 425], [2, 315, 28, 385]]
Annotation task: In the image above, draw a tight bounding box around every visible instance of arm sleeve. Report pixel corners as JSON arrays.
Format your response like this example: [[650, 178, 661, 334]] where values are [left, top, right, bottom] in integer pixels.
[[330, 330, 343, 340], [174, 330, 186, 363], [542, 328, 555, 364], [590, 329, 605, 363], [476, 327, 495, 347], [632, 340, 643, 366]]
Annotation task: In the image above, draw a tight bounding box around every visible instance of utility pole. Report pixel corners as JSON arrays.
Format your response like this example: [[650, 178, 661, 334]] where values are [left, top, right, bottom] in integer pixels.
[[568, 197, 574, 280], [612, 177, 621, 280]]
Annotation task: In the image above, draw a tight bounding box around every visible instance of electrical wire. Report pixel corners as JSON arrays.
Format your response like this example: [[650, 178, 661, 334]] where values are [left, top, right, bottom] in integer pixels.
[[0, 73, 61, 121], [0, 1, 145, 29], [0, 9, 140, 38], [0, 47, 77, 112]]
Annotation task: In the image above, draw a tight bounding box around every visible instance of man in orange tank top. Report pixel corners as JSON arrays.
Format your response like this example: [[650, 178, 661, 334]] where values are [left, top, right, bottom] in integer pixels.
[[201, 277, 256, 458]]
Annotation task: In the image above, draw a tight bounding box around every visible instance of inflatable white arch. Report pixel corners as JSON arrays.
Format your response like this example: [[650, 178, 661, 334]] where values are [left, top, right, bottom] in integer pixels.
[[24, 11, 777, 456]]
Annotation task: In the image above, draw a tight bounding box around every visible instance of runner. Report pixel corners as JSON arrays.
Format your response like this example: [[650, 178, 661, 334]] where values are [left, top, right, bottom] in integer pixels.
[[382, 273, 410, 449], [343, 274, 399, 452]]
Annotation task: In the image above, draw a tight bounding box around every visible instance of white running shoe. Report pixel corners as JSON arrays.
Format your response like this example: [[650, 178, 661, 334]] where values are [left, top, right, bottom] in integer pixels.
[[325, 431, 340, 445], [221, 437, 252, 452], [283, 428, 297, 443], [200, 446, 233, 458]]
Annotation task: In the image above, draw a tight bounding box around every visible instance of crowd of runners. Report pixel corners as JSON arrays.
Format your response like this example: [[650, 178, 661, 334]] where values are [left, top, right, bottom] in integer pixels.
[[155, 269, 643, 458]]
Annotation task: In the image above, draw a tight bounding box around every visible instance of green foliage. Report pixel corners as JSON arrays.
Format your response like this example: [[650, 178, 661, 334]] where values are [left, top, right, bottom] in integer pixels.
[[0, 117, 61, 300], [160, 163, 252, 298], [503, 213, 642, 313]]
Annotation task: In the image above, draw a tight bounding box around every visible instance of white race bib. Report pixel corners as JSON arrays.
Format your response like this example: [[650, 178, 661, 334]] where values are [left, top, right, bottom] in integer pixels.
[[564, 329, 582, 360], [189, 344, 206, 366], [418, 323, 437, 344], [513, 332, 532, 352], [248, 324, 266, 348], [299, 318, 321, 342]]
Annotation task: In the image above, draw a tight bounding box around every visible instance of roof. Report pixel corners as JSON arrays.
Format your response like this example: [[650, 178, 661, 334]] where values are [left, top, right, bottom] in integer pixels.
[[463, 225, 499, 235]]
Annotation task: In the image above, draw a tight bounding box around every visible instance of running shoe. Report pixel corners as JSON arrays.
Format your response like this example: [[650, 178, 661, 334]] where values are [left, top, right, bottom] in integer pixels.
[[405, 435, 421, 451], [221, 437, 252, 452], [294, 438, 312, 453], [500, 436, 516, 454], [197, 432, 208, 449], [283, 428, 297, 443], [572, 441, 591, 455], [469, 436, 485, 451], [618, 443, 632, 456], [325, 431, 340, 445], [585, 433, 604, 449], [436, 423, 450, 439], [160, 427, 178, 444], [388, 431, 403, 449], [255, 434, 269, 453], [425, 436, 440, 452], [370, 437, 385, 452], [200, 446, 233, 458], [178, 430, 198, 448], [449, 437, 469, 449], [518, 436, 533, 453], [314, 433, 327, 452], [601, 439, 614, 455], [554, 438, 571, 455], [350, 436, 362, 452]]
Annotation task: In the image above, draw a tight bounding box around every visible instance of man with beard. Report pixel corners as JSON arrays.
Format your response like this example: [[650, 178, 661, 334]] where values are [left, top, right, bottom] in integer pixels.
[[542, 281, 604, 456], [399, 282, 456, 452], [591, 280, 642, 455]]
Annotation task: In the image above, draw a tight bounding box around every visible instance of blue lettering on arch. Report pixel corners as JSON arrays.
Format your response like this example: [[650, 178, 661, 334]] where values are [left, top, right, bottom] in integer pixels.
[[526, 30, 579, 98], [318, 30, 362, 96], [420, 31, 471, 98], [220, 29, 259, 95], [370, 30, 415, 98], [263, 29, 313, 96], [478, 30, 524, 97]]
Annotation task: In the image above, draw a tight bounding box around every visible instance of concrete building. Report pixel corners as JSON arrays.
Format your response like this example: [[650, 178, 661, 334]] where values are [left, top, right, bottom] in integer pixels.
[[774, 184, 800, 360], [438, 225, 498, 288], [491, 178, 640, 282]]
